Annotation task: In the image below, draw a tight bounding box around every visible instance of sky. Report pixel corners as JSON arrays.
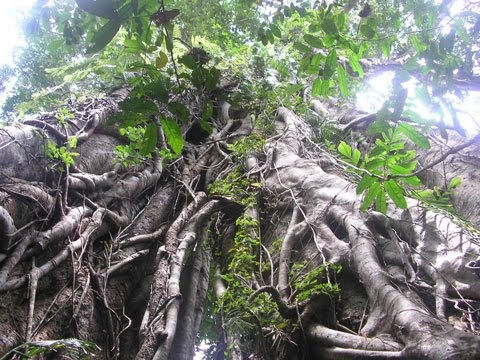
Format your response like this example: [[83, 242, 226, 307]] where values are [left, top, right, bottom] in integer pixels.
[[0, 0, 36, 65]]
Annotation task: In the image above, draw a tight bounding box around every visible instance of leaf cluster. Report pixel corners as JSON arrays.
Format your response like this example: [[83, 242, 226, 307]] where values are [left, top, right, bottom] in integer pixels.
[[338, 118, 430, 213], [0, 338, 97, 360], [45, 136, 79, 170], [290, 262, 341, 302]]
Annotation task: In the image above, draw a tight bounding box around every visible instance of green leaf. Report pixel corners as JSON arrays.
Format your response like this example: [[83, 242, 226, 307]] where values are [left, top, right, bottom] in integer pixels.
[[67, 136, 78, 149], [352, 148, 361, 166], [168, 102, 190, 123], [205, 68, 220, 91], [376, 188, 387, 214], [322, 17, 338, 34], [270, 24, 282, 37], [318, 80, 329, 96], [202, 101, 213, 121], [448, 176, 461, 189], [191, 68, 205, 88], [365, 158, 383, 171], [338, 141, 352, 158], [160, 117, 184, 155], [199, 118, 213, 134], [86, 19, 121, 54], [360, 24, 375, 39], [397, 123, 430, 149], [266, 29, 275, 44], [293, 41, 311, 53], [404, 58, 420, 71], [368, 118, 391, 135], [303, 34, 324, 48], [124, 38, 145, 53], [260, 34, 268, 46], [337, 64, 349, 97], [375, 138, 388, 150], [402, 176, 422, 186], [384, 179, 407, 208], [179, 54, 199, 70], [337, 12, 346, 30], [381, 39, 393, 57], [348, 54, 364, 77], [360, 181, 381, 211], [389, 164, 411, 175], [76, 0, 118, 19], [312, 77, 323, 97], [357, 175, 375, 194], [140, 122, 158, 155], [155, 51, 168, 69], [311, 53, 322, 66], [120, 98, 158, 114], [323, 49, 337, 80]]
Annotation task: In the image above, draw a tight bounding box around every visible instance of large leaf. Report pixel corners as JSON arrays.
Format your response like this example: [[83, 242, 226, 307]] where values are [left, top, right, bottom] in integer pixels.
[[160, 117, 184, 155], [168, 102, 190, 123], [320, 79, 330, 96], [312, 77, 322, 97], [155, 52, 168, 69], [448, 176, 461, 189], [356, 175, 376, 194], [376, 188, 387, 214], [338, 141, 352, 158], [322, 17, 338, 35], [337, 64, 349, 97], [323, 49, 337, 80], [352, 148, 361, 166], [360, 24, 375, 39], [140, 123, 158, 155], [384, 179, 408, 209], [303, 34, 324, 48], [365, 158, 383, 171], [349, 54, 364, 77], [76, 0, 118, 19], [205, 68, 220, 91], [397, 123, 430, 149], [124, 38, 145, 53], [179, 54, 199, 70], [293, 42, 311, 53], [402, 176, 422, 186], [360, 181, 381, 211], [119, 98, 158, 114], [270, 24, 282, 38], [86, 19, 122, 54], [389, 164, 412, 175]]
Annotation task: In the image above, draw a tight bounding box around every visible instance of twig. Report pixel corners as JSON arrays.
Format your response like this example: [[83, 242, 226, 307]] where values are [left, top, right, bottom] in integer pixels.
[[392, 133, 480, 179]]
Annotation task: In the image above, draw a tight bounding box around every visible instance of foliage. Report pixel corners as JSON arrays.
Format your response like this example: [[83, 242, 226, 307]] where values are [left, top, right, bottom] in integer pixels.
[[412, 175, 462, 213], [45, 136, 79, 170], [208, 168, 258, 206], [290, 262, 341, 302], [337, 117, 427, 213], [209, 166, 341, 355], [227, 133, 266, 159], [114, 125, 154, 166], [0, 338, 97, 360]]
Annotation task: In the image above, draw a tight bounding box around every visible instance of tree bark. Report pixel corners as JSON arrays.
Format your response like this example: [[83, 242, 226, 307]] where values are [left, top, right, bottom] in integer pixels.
[[1, 91, 480, 359]]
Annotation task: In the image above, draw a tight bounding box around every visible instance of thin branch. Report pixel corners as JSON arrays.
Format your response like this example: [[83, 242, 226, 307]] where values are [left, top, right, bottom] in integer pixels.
[[392, 133, 480, 179]]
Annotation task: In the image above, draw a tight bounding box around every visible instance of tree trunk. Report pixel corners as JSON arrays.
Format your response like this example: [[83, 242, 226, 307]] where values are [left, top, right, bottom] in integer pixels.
[[1, 91, 480, 359]]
